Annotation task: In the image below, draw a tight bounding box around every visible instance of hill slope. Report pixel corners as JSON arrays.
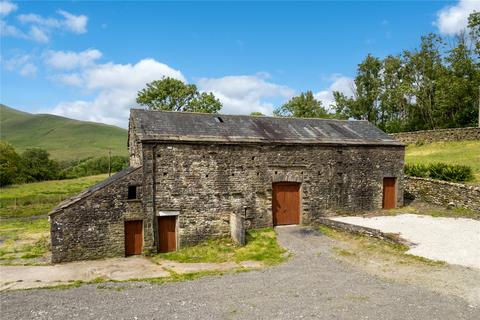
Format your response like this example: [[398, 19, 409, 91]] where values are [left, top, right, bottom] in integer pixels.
[[0, 104, 127, 161]]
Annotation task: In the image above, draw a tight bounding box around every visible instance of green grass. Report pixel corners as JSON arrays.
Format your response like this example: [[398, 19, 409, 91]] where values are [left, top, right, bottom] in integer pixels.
[[319, 225, 445, 266], [0, 174, 109, 264], [152, 228, 288, 266], [0, 104, 127, 161], [0, 174, 108, 218], [405, 140, 480, 183]]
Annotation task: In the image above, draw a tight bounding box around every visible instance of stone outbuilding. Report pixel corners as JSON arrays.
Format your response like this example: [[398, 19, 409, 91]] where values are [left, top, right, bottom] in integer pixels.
[[50, 110, 404, 263]]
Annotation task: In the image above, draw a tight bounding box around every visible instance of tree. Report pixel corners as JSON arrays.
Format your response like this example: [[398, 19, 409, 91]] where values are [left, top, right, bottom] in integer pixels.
[[0, 141, 23, 186], [21, 148, 60, 182], [250, 112, 265, 116], [273, 91, 329, 118], [136, 77, 222, 113], [468, 11, 480, 56], [333, 54, 383, 125]]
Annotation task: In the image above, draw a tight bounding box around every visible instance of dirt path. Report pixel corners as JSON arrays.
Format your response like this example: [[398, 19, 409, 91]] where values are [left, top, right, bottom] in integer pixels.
[[1, 226, 478, 319]]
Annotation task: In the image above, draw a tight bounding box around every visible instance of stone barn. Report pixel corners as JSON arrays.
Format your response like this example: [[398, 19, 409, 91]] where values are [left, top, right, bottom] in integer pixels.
[[50, 110, 404, 263]]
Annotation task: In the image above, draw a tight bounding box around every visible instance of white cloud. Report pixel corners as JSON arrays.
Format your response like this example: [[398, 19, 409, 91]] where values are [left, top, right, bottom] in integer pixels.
[[435, 0, 480, 35], [0, 0, 16, 16], [57, 10, 88, 34], [48, 57, 185, 127], [29, 25, 49, 43], [197, 74, 294, 115], [0, 20, 26, 38], [314, 75, 355, 111], [44, 49, 102, 70], [3, 9, 88, 42], [2, 54, 37, 78]]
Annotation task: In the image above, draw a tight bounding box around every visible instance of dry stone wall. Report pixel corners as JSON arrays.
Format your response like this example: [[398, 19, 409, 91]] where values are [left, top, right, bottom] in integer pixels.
[[405, 176, 480, 212], [392, 127, 480, 145]]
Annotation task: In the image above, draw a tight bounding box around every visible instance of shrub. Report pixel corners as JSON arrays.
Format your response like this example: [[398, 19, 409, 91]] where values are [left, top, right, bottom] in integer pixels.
[[405, 162, 474, 182], [62, 156, 129, 178], [404, 163, 429, 178]]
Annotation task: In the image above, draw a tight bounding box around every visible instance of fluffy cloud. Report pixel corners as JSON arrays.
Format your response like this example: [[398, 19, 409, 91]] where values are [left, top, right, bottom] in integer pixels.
[[314, 75, 355, 111], [0, 0, 16, 16], [44, 49, 102, 70], [48, 56, 185, 127], [197, 74, 294, 115], [1, 9, 88, 42], [2, 54, 37, 77], [435, 0, 480, 35]]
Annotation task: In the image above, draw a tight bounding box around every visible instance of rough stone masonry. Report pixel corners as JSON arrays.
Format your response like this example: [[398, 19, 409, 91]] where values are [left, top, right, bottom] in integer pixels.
[[50, 110, 404, 263]]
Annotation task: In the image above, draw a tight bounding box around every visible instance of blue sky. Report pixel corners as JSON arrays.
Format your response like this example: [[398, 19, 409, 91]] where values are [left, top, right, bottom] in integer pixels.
[[1, 0, 478, 127]]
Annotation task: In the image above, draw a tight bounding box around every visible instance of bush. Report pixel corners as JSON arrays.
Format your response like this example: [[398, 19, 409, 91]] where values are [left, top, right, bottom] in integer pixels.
[[405, 162, 474, 182], [404, 163, 429, 178]]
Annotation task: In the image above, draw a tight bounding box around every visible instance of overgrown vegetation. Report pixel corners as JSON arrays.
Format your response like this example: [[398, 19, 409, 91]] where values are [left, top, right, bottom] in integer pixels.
[[404, 162, 474, 182], [152, 228, 287, 266], [405, 140, 480, 183]]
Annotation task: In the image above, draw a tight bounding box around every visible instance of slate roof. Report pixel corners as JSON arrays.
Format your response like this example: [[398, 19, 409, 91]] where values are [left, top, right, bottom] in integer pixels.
[[130, 109, 402, 146], [49, 166, 141, 216]]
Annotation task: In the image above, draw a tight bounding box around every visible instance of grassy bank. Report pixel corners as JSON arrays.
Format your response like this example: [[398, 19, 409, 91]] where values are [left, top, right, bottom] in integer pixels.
[[405, 140, 480, 183], [0, 175, 108, 264], [152, 228, 288, 266], [0, 174, 108, 219]]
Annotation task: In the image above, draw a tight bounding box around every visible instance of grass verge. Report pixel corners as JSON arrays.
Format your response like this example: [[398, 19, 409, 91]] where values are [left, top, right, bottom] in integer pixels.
[[319, 225, 445, 267], [151, 228, 288, 266]]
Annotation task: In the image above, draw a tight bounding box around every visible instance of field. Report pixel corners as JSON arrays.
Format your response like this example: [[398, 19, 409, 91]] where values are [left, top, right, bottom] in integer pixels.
[[0, 174, 107, 264], [1, 104, 127, 161], [405, 140, 480, 183]]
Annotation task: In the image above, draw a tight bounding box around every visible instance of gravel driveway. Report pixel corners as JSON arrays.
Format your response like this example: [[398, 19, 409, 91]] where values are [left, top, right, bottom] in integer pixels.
[[1, 226, 478, 319], [331, 214, 480, 269]]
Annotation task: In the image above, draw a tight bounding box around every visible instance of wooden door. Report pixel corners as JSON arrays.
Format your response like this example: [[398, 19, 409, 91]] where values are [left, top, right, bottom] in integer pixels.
[[125, 220, 143, 256], [383, 177, 396, 209], [273, 182, 300, 226], [158, 216, 176, 253]]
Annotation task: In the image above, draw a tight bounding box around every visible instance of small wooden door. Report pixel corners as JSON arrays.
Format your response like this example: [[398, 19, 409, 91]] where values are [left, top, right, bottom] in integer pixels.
[[383, 177, 396, 209], [273, 182, 300, 226], [158, 216, 176, 253], [125, 220, 143, 256]]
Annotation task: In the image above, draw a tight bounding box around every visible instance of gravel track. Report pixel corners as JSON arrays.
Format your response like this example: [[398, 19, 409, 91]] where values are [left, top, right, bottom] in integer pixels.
[[1, 226, 478, 319]]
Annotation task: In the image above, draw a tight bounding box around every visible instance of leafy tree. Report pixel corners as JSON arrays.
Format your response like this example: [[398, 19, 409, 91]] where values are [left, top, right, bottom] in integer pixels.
[[0, 141, 23, 186], [273, 91, 329, 118], [250, 112, 265, 116], [468, 11, 480, 56], [21, 148, 60, 182], [333, 55, 383, 126], [136, 77, 222, 113]]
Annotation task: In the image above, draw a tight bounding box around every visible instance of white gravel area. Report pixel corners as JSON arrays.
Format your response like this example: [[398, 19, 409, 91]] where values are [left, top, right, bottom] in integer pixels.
[[331, 214, 480, 269]]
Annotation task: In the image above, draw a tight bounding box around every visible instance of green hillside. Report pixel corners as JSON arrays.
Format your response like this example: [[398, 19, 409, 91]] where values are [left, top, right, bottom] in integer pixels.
[[0, 104, 127, 161]]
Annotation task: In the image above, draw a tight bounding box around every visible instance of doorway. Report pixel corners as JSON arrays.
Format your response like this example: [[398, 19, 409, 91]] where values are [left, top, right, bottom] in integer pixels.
[[158, 216, 177, 253], [125, 220, 143, 256], [383, 177, 396, 209], [272, 182, 301, 226]]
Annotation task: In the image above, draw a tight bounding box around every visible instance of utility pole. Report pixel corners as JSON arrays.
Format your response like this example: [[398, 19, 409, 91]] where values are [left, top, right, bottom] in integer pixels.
[[108, 148, 112, 177]]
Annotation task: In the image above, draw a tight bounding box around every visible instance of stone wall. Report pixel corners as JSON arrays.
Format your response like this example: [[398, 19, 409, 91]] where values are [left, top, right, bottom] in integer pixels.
[[50, 167, 145, 263], [392, 127, 480, 145], [142, 142, 405, 248], [405, 176, 480, 212]]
